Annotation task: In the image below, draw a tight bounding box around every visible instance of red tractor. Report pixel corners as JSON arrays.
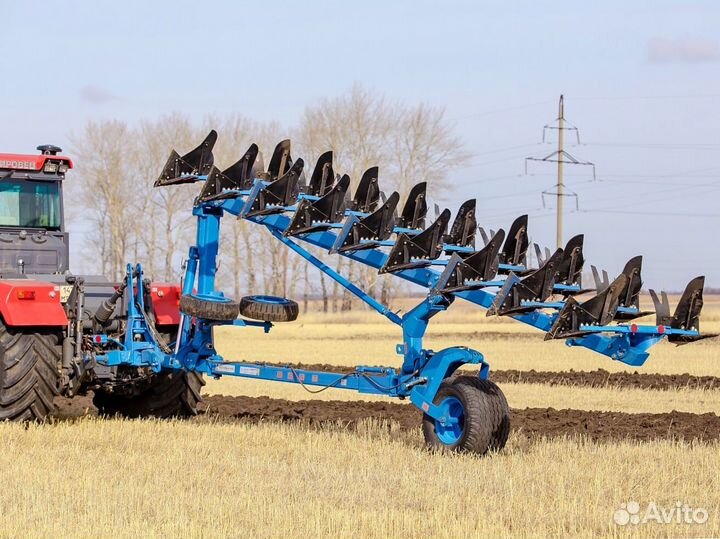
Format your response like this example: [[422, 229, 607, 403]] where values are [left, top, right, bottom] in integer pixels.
[[0, 146, 198, 421]]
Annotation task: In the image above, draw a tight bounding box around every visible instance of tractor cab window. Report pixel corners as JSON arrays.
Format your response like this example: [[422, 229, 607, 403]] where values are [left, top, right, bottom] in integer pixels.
[[0, 180, 61, 229]]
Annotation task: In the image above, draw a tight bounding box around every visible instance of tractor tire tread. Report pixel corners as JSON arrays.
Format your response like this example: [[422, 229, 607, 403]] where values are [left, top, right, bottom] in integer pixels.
[[179, 295, 240, 321], [239, 296, 298, 322], [0, 320, 61, 421], [93, 371, 205, 419]]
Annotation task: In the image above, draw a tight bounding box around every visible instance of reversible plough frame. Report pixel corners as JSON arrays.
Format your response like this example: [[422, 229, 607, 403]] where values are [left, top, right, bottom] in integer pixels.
[[98, 131, 713, 452]]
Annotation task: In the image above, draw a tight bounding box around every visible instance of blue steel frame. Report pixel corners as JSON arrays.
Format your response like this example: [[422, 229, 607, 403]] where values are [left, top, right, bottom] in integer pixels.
[[94, 175, 700, 425]]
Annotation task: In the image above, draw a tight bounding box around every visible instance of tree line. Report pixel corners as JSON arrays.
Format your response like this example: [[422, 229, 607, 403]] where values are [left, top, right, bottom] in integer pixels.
[[68, 85, 469, 312]]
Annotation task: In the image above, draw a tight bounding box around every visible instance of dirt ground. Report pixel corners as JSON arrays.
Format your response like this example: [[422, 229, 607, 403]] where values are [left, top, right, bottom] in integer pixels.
[[53, 391, 720, 444]]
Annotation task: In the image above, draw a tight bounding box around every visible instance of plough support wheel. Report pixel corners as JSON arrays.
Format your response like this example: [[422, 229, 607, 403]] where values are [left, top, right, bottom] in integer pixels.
[[422, 376, 510, 454]]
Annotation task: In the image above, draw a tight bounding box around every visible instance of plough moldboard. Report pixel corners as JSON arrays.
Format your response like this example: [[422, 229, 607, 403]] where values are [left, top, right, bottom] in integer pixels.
[[120, 130, 713, 454]]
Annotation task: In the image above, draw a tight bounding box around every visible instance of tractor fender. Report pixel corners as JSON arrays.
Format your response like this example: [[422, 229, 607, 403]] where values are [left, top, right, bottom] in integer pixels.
[[0, 280, 68, 326], [149, 283, 182, 326]]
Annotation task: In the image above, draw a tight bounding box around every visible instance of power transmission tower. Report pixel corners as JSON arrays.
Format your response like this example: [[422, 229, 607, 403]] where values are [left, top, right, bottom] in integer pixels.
[[525, 95, 596, 249]]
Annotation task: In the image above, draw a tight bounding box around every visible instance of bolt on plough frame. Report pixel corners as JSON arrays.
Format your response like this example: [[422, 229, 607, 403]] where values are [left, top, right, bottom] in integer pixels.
[[101, 131, 715, 454]]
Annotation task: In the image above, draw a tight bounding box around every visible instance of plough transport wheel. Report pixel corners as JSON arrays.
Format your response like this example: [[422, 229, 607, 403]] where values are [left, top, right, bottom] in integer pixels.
[[240, 295, 299, 322], [179, 294, 240, 321], [422, 376, 510, 454], [0, 319, 61, 421], [93, 371, 205, 418]]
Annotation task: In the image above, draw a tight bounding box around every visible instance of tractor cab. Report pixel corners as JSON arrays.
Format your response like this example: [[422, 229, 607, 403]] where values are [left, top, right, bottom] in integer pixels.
[[0, 145, 72, 276]]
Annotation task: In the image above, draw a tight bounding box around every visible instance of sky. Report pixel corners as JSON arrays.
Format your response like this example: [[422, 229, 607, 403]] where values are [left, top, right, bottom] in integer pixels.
[[1, 0, 718, 289]]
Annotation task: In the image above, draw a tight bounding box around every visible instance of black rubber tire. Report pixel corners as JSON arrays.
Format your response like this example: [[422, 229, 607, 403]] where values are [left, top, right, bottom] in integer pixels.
[[422, 375, 510, 455], [179, 294, 240, 321], [93, 371, 205, 419], [240, 295, 299, 322], [453, 375, 511, 452], [0, 320, 61, 421]]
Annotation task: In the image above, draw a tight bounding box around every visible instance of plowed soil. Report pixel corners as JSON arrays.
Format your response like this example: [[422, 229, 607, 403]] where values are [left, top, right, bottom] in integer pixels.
[[270, 363, 720, 391], [54, 394, 720, 443]]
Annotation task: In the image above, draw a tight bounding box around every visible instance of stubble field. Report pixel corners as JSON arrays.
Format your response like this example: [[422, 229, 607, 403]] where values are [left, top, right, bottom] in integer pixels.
[[1, 296, 719, 538]]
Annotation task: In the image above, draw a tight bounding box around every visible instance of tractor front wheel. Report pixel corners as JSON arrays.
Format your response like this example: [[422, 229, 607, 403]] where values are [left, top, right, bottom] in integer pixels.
[[93, 371, 205, 418], [0, 320, 61, 421], [421, 375, 510, 454]]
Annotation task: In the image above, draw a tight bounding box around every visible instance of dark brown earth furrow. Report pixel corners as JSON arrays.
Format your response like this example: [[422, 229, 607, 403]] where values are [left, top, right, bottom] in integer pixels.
[[52, 394, 720, 443], [265, 363, 720, 392], [198, 395, 720, 443]]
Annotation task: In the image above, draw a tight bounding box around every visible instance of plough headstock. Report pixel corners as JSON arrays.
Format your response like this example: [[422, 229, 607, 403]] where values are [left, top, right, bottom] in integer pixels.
[[154, 132, 716, 367]]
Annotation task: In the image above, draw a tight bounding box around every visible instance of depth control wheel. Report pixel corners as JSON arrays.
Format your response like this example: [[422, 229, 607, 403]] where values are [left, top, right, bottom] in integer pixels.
[[179, 294, 240, 321], [240, 295, 299, 322], [422, 375, 510, 454]]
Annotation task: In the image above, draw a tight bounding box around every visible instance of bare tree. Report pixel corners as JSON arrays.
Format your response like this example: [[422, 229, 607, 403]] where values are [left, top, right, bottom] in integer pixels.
[[68, 87, 467, 311], [295, 84, 469, 310], [69, 120, 136, 280]]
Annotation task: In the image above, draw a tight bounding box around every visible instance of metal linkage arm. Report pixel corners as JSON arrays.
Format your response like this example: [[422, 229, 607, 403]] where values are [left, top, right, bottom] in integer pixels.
[[214, 197, 694, 367]]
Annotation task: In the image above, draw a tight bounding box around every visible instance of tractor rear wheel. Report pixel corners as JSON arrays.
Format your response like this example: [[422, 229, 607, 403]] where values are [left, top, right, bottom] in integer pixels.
[[0, 320, 61, 421], [93, 371, 205, 418], [421, 375, 510, 454]]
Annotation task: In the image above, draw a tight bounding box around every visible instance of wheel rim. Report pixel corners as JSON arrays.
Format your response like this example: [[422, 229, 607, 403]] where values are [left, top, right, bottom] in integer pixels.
[[250, 295, 288, 304], [435, 396, 465, 445]]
